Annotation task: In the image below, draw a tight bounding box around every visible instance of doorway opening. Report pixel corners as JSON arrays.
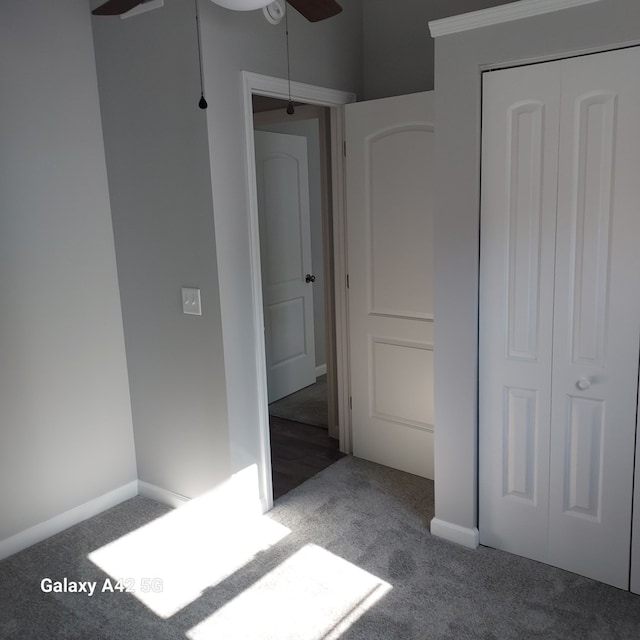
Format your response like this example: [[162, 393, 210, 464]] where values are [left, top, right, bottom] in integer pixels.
[[252, 96, 343, 499], [241, 72, 355, 510]]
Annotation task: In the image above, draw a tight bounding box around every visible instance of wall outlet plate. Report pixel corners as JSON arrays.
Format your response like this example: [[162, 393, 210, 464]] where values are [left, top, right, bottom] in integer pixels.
[[181, 287, 202, 316]]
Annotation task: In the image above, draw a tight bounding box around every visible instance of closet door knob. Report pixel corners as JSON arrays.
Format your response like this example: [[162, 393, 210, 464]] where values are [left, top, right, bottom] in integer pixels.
[[577, 377, 591, 391]]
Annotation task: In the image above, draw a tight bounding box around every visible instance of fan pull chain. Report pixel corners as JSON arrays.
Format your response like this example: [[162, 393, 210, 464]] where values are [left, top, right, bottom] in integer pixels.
[[195, 0, 207, 109], [285, 1, 294, 115]]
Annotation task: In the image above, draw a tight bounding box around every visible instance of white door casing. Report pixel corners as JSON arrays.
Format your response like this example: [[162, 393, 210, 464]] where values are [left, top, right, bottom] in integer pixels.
[[254, 130, 316, 403], [479, 46, 640, 589], [241, 72, 355, 512], [346, 92, 435, 479]]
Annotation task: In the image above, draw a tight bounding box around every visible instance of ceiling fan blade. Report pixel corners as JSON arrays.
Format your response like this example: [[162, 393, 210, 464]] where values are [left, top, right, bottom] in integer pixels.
[[287, 0, 342, 22], [92, 0, 145, 15]]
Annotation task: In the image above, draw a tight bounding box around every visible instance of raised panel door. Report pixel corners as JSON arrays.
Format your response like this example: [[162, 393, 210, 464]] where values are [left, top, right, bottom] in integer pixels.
[[479, 61, 561, 560], [254, 130, 316, 403], [548, 47, 640, 589], [346, 92, 435, 478]]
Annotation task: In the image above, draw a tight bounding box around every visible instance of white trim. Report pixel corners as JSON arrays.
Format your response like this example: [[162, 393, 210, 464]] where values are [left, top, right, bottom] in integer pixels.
[[137, 477, 264, 516], [243, 72, 356, 108], [242, 74, 275, 514], [121, 0, 164, 19], [137, 480, 190, 509], [330, 106, 352, 455], [480, 40, 640, 73], [242, 72, 355, 510], [428, 0, 602, 38], [315, 364, 327, 378], [0, 481, 138, 561], [430, 518, 480, 549]]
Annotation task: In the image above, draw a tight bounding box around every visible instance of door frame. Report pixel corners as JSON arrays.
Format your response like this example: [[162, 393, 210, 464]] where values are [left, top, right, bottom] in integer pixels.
[[241, 71, 355, 510]]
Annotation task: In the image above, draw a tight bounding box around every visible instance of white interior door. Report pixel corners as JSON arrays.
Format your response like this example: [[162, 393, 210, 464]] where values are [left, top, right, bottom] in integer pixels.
[[346, 92, 435, 479], [254, 130, 316, 403], [479, 46, 640, 590], [479, 61, 561, 564], [548, 47, 640, 589]]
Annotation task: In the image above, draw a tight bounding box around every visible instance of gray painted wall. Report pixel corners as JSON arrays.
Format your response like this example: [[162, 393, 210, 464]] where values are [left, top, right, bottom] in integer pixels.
[[362, 0, 513, 100], [92, 0, 362, 504], [199, 0, 362, 491], [0, 0, 137, 540], [92, 0, 231, 498], [433, 0, 640, 532], [254, 118, 327, 371]]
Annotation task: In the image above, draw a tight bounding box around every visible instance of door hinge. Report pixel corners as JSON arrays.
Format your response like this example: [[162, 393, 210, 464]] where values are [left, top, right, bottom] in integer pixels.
[[346, 274, 350, 288], [343, 140, 346, 157], [349, 396, 353, 411]]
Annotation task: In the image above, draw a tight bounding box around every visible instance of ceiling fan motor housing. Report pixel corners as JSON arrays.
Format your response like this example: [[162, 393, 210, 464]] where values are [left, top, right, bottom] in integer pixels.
[[263, 0, 285, 25], [209, 0, 273, 10]]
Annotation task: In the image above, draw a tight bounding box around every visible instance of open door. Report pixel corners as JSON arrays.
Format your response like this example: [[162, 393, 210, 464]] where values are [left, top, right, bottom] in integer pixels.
[[345, 92, 435, 478], [254, 130, 316, 403]]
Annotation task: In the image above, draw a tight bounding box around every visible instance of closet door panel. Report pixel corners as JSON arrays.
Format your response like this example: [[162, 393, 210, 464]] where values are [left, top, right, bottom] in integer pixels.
[[479, 62, 561, 560], [549, 46, 640, 589]]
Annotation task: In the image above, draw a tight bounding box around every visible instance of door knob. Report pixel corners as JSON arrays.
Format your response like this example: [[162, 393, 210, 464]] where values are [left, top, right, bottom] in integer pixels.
[[305, 274, 316, 283], [576, 377, 591, 391]]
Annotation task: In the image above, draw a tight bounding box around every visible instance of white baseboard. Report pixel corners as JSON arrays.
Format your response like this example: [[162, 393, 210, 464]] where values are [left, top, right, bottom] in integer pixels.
[[430, 518, 480, 549], [1, 476, 267, 562], [260, 494, 272, 513], [137, 481, 190, 509], [315, 364, 327, 378], [137, 477, 263, 518], [0, 481, 138, 562]]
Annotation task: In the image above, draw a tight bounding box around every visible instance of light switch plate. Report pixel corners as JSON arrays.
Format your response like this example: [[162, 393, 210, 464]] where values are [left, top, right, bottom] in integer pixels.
[[181, 287, 202, 316]]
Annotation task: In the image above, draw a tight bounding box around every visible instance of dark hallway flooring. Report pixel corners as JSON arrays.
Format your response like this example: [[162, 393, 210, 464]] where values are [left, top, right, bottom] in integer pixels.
[[269, 415, 344, 500]]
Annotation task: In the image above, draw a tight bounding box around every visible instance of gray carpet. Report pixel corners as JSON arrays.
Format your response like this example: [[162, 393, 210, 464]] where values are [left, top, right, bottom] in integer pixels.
[[269, 375, 328, 428], [1, 456, 639, 639]]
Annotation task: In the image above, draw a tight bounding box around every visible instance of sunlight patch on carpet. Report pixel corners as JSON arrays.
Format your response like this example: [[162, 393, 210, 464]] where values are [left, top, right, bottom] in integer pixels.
[[186, 543, 392, 640], [88, 473, 290, 619]]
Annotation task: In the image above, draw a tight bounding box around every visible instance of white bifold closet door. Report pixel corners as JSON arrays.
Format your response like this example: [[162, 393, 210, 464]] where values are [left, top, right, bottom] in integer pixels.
[[479, 46, 640, 590]]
